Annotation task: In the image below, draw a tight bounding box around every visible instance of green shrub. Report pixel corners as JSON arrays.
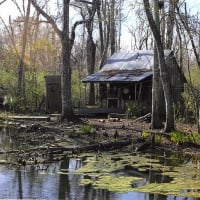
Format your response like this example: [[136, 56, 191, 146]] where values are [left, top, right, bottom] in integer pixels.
[[80, 124, 93, 134], [171, 130, 200, 145], [141, 129, 150, 138]]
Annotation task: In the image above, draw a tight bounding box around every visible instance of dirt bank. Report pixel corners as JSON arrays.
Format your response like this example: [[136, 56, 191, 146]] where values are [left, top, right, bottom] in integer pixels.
[[0, 116, 200, 167]]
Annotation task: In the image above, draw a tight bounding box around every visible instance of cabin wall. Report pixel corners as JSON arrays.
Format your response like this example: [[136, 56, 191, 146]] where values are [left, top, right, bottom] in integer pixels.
[[166, 55, 185, 102], [99, 80, 152, 114]]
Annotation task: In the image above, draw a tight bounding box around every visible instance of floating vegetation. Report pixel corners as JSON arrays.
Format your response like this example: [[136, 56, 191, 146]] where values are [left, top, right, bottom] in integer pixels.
[[93, 175, 142, 193], [74, 152, 200, 198]]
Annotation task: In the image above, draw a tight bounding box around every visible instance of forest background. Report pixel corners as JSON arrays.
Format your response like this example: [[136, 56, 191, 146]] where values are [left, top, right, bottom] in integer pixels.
[[0, 0, 200, 128]]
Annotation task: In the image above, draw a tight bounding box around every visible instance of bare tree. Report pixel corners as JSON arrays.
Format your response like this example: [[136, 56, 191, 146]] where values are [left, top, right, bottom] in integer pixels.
[[31, 0, 97, 121], [143, 0, 174, 132], [85, 0, 96, 105], [176, 2, 200, 66], [17, 0, 31, 100], [151, 0, 163, 129], [128, 3, 153, 50]]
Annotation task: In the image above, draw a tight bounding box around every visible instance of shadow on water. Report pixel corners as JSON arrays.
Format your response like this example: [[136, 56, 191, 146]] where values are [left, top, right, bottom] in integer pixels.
[[0, 126, 200, 200]]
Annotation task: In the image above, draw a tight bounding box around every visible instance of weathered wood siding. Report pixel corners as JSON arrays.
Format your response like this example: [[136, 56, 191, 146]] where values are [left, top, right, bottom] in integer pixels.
[[166, 54, 185, 103]]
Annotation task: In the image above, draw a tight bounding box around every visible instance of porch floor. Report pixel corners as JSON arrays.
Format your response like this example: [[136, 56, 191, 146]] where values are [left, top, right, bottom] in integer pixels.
[[74, 107, 125, 116]]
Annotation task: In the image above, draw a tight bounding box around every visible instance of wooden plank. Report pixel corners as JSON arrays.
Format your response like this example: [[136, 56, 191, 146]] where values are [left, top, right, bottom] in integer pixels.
[[7, 115, 50, 121]]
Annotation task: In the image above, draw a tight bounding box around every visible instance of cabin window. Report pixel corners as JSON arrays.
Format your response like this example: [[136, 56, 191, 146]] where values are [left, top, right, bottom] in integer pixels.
[[107, 98, 118, 108]]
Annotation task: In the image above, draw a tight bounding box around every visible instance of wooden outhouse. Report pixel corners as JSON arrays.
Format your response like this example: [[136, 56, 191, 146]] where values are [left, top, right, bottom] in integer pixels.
[[45, 75, 61, 113]]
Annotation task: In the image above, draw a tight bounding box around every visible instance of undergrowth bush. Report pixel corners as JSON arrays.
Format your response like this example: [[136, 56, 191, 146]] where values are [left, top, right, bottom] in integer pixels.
[[80, 124, 93, 134], [171, 130, 200, 145]]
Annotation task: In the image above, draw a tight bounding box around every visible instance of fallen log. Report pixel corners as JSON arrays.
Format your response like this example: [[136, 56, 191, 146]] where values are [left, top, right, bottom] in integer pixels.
[[135, 140, 152, 152], [134, 113, 151, 122], [49, 139, 133, 154]]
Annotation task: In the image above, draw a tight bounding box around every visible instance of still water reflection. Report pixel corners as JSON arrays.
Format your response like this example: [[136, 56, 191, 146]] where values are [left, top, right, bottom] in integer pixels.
[[0, 156, 199, 200], [0, 158, 164, 200], [0, 126, 200, 200]]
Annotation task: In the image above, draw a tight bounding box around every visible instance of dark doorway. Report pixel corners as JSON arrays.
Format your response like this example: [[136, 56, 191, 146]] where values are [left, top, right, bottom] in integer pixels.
[[45, 75, 61, 113]]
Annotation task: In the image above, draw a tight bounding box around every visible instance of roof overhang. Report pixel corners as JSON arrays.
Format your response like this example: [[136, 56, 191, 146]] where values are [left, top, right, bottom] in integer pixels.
[[82, 71, 153, 83]]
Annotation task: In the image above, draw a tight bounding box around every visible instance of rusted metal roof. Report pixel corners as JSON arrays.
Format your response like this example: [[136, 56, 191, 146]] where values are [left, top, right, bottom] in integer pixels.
[[82, 50, 172, 83]]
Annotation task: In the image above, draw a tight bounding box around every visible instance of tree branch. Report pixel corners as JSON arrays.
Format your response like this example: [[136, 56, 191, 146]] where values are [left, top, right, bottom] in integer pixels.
[[0, 0, 6, 5], [70, 0, 97, 50], [30, 0, 62, 38], [176, 4, 200, 66], [75, 0, 94, 5]]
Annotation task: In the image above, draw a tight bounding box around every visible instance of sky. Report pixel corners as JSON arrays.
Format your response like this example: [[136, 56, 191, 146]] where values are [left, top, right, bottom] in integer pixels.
[[0, 0, 199, 49], [0, 0, 199, 18]]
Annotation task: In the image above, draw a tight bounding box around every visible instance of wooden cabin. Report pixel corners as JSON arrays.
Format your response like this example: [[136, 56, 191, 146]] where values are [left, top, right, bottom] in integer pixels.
[[81, 50, 186, 116]]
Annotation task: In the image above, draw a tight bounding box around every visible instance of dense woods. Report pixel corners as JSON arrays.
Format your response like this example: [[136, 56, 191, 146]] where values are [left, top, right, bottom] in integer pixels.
[[0, 0, 200, 131]]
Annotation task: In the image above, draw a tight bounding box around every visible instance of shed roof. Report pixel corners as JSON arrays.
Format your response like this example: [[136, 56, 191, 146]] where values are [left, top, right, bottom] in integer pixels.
[[82, 49, 172, 83]]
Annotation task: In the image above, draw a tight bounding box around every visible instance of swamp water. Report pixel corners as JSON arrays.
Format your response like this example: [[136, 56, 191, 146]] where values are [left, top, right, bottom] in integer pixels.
[[0, 126, 200, 200]]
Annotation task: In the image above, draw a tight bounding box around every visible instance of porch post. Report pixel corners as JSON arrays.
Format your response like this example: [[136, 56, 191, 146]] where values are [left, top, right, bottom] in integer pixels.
[[138, 83, 142, 100], [84, 83, 87, 105], [135, 84, 137, 101]]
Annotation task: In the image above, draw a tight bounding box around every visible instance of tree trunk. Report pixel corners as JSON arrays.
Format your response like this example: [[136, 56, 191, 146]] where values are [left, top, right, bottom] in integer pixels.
[[96, 0, 104, 56], [87, 38, 96, 105], [151, 47, 164, 128], [87, 37, 96, 105], [17, 0, 31, 101], [166, 0, 176, 49], [143, 0, 175, 132], [110, 0, 116, 54], [176, 3, 200, 66], [31, 0, 98, 121], [151, 0, 163, 129], [61, 0, 75, 121], [86, 3, 96, 105]]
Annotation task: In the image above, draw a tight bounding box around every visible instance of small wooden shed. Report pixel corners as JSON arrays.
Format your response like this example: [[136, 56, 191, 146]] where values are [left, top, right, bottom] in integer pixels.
[[82, 50, 186, 115], [45, 75, 61, 113]]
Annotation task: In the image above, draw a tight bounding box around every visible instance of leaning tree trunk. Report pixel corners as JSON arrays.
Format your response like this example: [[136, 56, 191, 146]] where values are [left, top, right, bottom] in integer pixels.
[[143, 0, 175, 132]]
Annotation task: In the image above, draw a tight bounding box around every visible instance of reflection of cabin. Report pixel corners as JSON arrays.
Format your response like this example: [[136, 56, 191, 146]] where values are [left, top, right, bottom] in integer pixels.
[[81, 50, 186, 115]]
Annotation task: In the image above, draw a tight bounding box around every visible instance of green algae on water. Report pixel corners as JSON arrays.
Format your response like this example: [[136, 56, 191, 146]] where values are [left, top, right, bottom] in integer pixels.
[[75, 152, 200, 197]]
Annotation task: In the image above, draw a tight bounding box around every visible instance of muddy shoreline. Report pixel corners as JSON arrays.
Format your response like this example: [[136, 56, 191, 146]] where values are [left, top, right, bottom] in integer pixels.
[[0, 117, 200, 167]]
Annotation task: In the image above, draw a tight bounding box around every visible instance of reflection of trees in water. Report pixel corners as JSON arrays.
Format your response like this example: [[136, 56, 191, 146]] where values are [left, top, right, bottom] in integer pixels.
[[3, 148, 199, 199], [27, 165, 40, 196], [58, 158, 84, 199], [17, 170, 23, 199], [58, 158, 70, 199], [57, 158, 113, 200], [0, 127, 12, 149]]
